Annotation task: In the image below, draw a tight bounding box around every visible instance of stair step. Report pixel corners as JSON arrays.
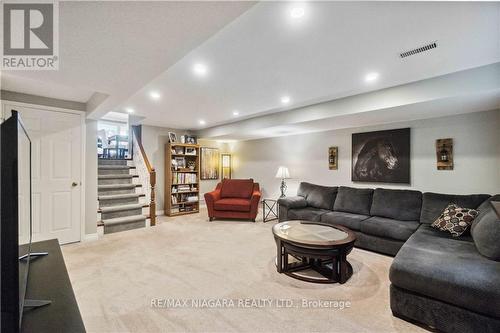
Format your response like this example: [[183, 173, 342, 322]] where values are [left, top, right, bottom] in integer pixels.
[[98, 204, 149, 213], [98, 174, 138, 179], [98, 165, 136, 170], [102, 215, 146, 226], [98, 193, 145, 201], [102, 215, 146, 234], [98, 184, 142, 190]]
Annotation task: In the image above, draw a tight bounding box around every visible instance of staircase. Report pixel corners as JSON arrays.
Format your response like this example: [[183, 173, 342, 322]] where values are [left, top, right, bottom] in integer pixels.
[[98, 159, 148, 234]]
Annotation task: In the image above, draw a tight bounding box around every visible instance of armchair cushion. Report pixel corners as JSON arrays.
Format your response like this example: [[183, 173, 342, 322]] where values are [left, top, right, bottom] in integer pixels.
[[278, 196, 307, 209], [220, 179, 254, 199], [214, 198, 251, 212]]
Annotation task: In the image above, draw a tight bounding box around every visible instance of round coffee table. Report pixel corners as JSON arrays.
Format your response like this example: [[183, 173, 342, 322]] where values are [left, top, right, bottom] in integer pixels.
[[272, 220, 356, 284]]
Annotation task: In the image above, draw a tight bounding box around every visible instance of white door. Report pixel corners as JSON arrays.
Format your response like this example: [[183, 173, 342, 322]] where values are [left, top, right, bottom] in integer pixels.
[[4, 104, 83, 244]]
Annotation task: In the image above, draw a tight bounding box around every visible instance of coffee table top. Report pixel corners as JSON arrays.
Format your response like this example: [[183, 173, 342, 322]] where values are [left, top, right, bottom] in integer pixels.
[[272, 220, 356, 247]]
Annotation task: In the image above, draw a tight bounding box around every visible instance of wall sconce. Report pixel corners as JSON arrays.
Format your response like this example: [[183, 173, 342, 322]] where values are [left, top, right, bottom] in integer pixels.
[[436, 138, 453, 170], [221, 154, 232, 179]]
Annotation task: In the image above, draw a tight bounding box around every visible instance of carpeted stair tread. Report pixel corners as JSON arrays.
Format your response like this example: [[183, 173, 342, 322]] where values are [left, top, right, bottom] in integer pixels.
[[98, 165, 135, 170], [98, 184, 141, 190], [102, 215, 146, 226], [98, 174, 135, 179], [98, 193, 144, 201], [100, 204, 145, 213]]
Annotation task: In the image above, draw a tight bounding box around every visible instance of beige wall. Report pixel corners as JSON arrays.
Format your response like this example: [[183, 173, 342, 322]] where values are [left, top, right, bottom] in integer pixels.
[[230, 109, 500, 199], [140, 125, 231, 211], [141, 125, 191, 212]]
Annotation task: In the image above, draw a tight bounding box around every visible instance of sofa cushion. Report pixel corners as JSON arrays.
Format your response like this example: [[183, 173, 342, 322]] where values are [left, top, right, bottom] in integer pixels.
[[472, 205, 500, 261], [431, 204, 479, 237], [390, 225, 500, 318], [277, 196, 307, 209], [320, 211, 370, 231], [420, 192, 490, 224], [472, 194, 500, 234], [333, 186, 373, 215], [288, 207, 330, 222], [361, 216, 420, 241], [297, 182, 316, 198], [214, 198, 251, 212], [370, 188, 422, 221], [220, 179, 254, 199], [305, 184, 338, 210]]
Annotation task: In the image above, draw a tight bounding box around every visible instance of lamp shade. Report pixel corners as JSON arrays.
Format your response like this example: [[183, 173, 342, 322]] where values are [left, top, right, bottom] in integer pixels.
[[275, 166, 290, 179]]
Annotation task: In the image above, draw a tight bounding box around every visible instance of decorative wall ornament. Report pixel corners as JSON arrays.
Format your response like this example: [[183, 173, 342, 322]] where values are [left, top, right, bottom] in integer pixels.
[[200, 147, 220, 180], [352, 128, 410, 183], [436, 138, 453, 170], [329, 146, 338, 170]]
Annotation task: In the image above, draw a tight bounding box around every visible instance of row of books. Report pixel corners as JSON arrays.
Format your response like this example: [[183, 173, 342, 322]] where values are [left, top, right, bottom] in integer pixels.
[[172, 173, 197, 184], [171, 205, 198, 214], [171, 184, 197, 193], [171, 194, 199, 204]]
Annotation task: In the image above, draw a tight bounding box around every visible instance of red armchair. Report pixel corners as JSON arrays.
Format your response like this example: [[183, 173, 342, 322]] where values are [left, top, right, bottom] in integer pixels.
[[204, 179, 261, 222]]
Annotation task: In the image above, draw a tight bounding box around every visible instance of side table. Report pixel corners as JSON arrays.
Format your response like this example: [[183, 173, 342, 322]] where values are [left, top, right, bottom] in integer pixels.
[[263, 198, 279, 223]]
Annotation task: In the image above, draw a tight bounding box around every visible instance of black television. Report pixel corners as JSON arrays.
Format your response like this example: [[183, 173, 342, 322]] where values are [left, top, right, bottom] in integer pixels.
[[1, 111, 50, 332]]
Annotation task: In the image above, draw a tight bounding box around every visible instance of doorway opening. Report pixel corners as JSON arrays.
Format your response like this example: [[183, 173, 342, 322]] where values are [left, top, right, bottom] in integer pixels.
[[97, 112, 130, 159]]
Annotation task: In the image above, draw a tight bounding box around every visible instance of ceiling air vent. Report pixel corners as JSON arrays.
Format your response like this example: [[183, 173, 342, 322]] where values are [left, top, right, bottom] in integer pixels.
[[400, 42, 437, 58]]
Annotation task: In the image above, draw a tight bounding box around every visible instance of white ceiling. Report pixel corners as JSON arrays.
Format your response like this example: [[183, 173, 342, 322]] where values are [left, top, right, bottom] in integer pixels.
[[120, 1, 500, 130], [1, 1, 255, 113], [2, 1, 498, 140]]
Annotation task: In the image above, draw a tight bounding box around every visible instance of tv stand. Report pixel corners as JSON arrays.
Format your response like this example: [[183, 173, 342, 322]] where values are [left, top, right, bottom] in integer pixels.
[[19, 252, 48, 261], [20, 239, 85, 332]]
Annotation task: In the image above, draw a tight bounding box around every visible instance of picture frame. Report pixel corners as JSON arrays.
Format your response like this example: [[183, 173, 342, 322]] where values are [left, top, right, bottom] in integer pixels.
[[200, 147, 220, 180], [352, 128, 410, 183], [168, 132, 177, 143], [328, 146, 338, 170]]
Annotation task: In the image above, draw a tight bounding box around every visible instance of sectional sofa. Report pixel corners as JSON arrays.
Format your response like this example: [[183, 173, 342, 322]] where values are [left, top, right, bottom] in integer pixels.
[[278, 182, 500, 333]]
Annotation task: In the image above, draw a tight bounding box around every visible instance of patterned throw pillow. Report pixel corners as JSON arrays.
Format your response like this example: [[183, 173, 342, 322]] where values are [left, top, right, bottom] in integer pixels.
[[431, 204, 479, 237]]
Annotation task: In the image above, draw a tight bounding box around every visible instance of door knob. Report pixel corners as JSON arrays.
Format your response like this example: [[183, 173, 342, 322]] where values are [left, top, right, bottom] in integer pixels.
[[72, 182, 78, 187]]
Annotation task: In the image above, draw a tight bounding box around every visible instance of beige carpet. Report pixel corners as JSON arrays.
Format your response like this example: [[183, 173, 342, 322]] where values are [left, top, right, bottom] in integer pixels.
[[62, 208, 425, 333]]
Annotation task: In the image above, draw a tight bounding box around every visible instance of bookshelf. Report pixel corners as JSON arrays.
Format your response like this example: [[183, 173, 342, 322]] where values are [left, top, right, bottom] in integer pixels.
[[165, 143, 200, 216]]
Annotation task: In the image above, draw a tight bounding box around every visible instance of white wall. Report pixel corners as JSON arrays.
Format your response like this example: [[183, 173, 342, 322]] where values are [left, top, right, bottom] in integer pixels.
[[85, 119, 98, 235], [230, 109, 500, 199]]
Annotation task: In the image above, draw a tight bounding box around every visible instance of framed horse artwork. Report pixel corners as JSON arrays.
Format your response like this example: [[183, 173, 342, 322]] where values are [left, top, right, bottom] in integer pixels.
[[352, 128, 410, 183]]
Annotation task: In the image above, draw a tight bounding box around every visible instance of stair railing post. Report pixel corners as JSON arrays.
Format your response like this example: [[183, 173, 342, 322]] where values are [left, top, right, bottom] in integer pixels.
[[149, 169, 156, 226]]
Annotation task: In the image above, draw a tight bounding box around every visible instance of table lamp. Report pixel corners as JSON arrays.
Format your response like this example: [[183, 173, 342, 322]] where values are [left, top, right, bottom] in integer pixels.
[[275, 166, 290, 198]]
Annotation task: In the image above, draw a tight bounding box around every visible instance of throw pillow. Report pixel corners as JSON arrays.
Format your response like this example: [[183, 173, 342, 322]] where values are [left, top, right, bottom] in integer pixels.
[[431, 203, 479, 237]]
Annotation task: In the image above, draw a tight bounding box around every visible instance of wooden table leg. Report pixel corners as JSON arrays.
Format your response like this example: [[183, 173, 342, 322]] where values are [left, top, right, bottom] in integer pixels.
[[339, 250, 349, 284], [276, 239, 283, 273]]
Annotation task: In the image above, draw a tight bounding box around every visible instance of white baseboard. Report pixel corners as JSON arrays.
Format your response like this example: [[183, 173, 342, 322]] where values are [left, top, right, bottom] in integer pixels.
[[83, 233, 99, 242]]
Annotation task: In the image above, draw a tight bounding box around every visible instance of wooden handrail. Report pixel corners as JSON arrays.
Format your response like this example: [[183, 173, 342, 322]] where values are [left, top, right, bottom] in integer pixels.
[[132, 126, 156, 226]]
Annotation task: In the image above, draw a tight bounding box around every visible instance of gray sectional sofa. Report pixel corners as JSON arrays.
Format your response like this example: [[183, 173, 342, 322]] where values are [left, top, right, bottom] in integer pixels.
[[278, 182, 500, 333]]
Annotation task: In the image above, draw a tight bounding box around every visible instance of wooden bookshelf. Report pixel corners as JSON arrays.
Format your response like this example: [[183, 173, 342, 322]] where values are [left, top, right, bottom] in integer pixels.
[[165, 143, 200, 216]]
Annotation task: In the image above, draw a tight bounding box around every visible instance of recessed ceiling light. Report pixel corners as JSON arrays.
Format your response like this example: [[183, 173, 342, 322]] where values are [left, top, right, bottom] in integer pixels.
[[149, 91, 161, 100], [125, 107, 134, 114], [193, 63, 208, 77], [281, 96, 291, 105], [290, 6, 305, 19], [232, 110, 240, 116], [365, 72, 379, 83], [199, 120, 206, 125]]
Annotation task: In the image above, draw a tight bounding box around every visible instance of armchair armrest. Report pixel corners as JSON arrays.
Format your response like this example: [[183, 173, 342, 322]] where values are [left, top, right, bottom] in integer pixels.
[[278, 196, 307, 209], [249, 189, 262, 220], [204, 189, 221, 218]]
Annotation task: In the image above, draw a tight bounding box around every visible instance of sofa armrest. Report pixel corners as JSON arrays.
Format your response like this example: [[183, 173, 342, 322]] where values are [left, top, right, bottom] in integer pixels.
[[278, 196, 307, 209]]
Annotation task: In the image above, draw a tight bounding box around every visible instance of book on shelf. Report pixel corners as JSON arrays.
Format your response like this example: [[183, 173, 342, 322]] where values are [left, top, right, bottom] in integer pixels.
[[171, 172, 197, 184]]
